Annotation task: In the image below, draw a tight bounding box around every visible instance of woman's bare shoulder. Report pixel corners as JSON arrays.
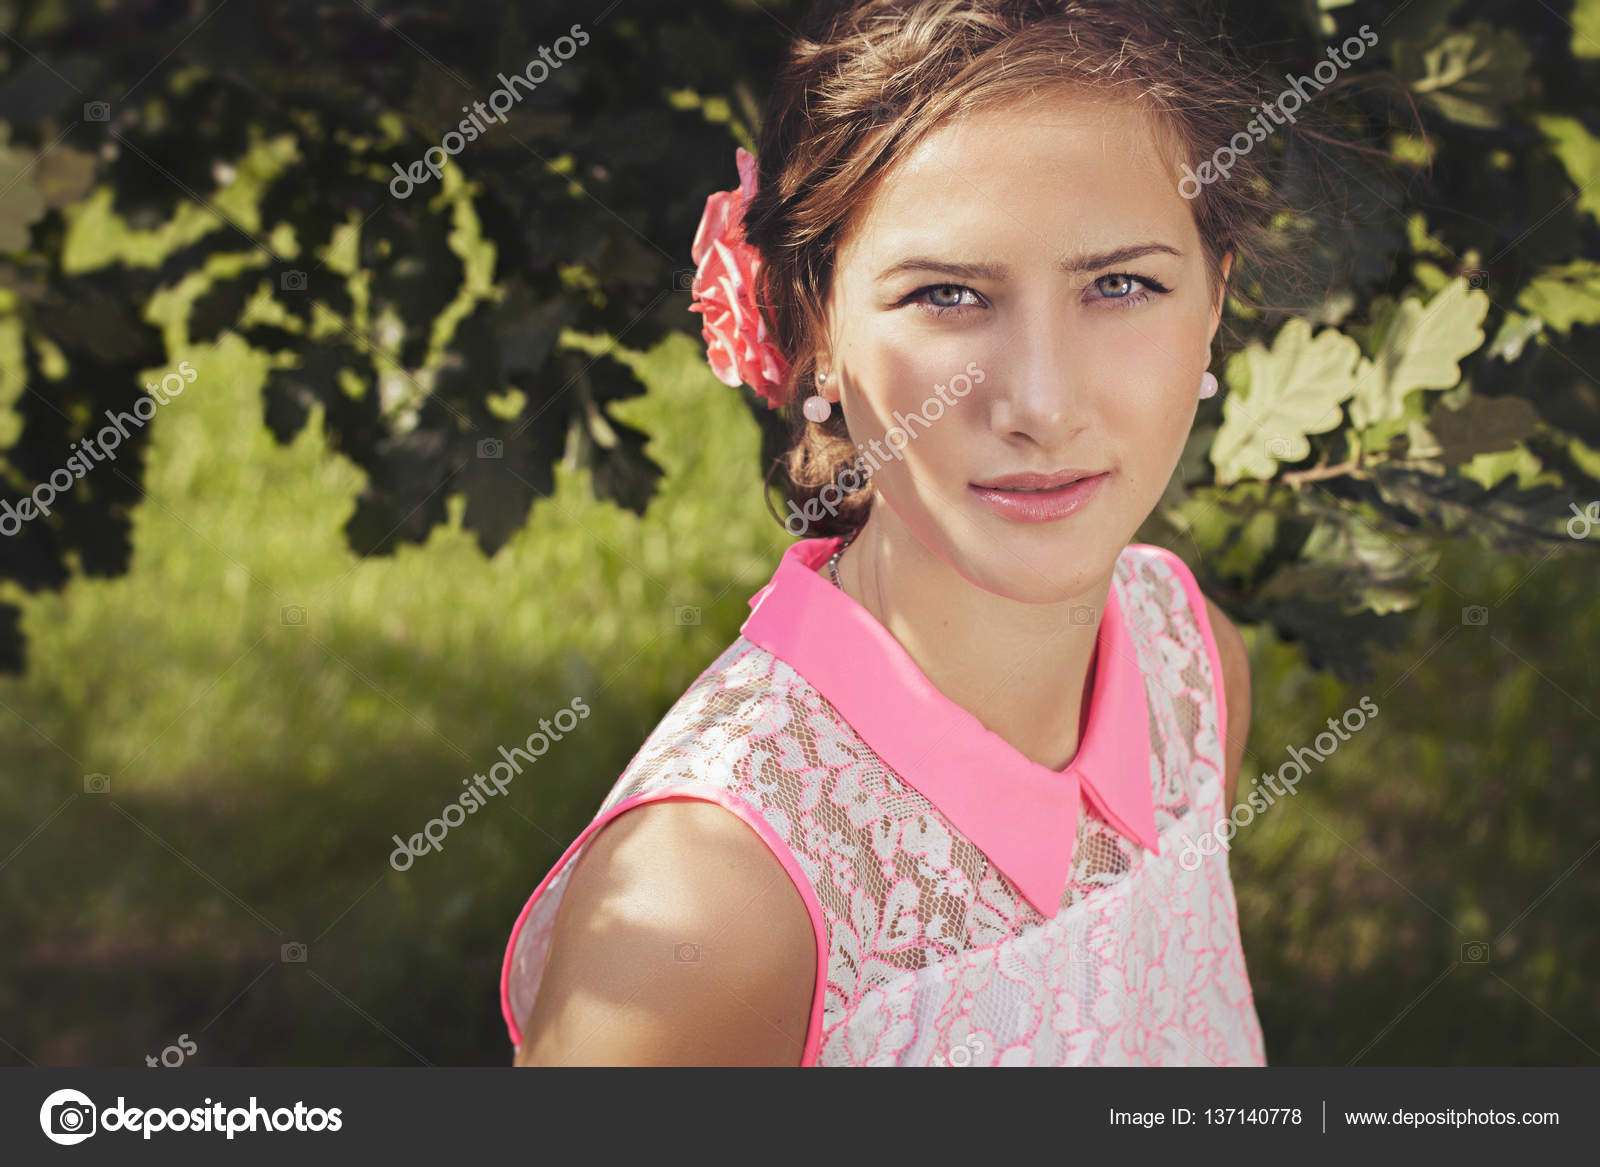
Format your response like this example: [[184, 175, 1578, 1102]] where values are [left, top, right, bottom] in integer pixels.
[[513, 798, 818, 1066]]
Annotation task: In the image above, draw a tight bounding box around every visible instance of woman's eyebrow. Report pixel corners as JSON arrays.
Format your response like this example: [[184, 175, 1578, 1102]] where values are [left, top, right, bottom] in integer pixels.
[[875, 242, 1182, 283]]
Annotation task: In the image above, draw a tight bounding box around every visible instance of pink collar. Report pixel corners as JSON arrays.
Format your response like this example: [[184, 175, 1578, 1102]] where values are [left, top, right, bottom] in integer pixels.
[[740, 535, 1160, 919]]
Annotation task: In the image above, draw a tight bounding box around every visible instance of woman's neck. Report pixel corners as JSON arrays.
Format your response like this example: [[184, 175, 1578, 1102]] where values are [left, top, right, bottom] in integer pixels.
[[821, 510, 1113, 772]]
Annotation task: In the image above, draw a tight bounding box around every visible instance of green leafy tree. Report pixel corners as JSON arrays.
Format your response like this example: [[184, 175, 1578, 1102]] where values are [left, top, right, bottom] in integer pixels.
[[2, 0, 1598, 679]]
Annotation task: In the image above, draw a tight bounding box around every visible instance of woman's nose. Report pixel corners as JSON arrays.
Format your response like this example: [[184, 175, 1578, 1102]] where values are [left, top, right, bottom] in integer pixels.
[[985, 318, 1088, 448]]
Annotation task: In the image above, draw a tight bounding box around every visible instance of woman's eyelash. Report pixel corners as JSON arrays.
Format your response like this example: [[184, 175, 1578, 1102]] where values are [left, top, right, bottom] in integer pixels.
[[1091, 272, 1172, 308], [903, 273, 1172, 318], [905, 284, 986, 318]]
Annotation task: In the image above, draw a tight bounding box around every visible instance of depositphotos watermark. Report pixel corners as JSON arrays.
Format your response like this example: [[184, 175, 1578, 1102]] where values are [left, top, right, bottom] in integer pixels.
[[389, 696, 591, 870], [783, 361, 985, 535], [39, 1088, 342, 1144], [1178, 24, 1377, 199], [1567, 501, 1599, 538], [1178, 696, 1378, 871], [1, 360, 197, 536], [144, 1032, 196, 1068], [931, 1034, 989, 1066], [389, 23, 590, 199]]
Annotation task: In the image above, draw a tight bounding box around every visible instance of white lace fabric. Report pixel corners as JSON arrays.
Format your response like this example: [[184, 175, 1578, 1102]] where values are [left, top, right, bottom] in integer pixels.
[[501, 543, 1266, 1066]]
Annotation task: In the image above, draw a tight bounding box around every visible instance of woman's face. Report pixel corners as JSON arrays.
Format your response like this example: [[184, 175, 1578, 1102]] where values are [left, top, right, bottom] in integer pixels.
[[823, 90, 1231, 603]]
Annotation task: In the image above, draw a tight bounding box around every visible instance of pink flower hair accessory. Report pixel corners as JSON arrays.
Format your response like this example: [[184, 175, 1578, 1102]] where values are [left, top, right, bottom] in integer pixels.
[[687, 147, 793, 409]]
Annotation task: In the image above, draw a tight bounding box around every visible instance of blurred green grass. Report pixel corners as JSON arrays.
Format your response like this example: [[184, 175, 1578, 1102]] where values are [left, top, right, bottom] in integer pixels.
[[1233, 539, 1598, 1065], [0, 313, 796, 1065], [1, 205, 1595, 1067]]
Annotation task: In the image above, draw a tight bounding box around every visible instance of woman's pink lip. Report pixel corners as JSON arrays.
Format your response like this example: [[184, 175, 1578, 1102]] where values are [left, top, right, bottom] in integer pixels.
[[972, 468, 1104, 490], [968, 472, 1110, 523]]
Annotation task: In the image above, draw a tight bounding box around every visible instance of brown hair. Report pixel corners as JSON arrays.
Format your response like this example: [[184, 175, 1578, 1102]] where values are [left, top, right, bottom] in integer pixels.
[[743, 0, 1326, 537]]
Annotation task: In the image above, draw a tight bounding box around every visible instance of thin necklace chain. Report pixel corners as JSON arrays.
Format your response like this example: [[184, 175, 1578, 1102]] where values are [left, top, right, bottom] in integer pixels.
[[827, 532, 856, 590]]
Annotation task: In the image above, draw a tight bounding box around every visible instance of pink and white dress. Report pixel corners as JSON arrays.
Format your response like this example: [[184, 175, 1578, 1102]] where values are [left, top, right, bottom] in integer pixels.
[[501, 536, 1267, 1066]]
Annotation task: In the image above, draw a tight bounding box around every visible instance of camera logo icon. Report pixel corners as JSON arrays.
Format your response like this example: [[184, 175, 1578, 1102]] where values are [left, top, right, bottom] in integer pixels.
[[83, 102, 110, 122], [281, 941, 308, 963], [1461, 605, 1489, 627], [477, 438, 503, 459], [1266, 436, 1295, 460], [280, 270, 307, 292], [84, 773, 111, 794], [1069, 604, 1096, 626], [40, 1088, 97, 1145], [674, 942, 700, 962], [867, 100, 898, 126], [674, 605, 701, 626], [1464, 268, 1489, 290], [672, 268, 696, 291], [1461, 940, 1490, 963], [280, 605, 307, 627]]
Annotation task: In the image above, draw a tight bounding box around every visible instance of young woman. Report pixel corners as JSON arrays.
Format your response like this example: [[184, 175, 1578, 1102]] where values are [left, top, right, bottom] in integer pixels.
[[503, 0, 1286, 1066]]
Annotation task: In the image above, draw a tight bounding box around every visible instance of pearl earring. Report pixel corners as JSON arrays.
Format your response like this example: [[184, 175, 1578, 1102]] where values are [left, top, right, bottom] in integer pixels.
[[1199, 371, 1218, 399], [803, 370, 833, 422]]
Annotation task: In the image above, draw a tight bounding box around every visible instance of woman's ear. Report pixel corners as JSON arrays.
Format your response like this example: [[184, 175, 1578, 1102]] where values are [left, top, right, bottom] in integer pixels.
[[812, 351, 841, 402]]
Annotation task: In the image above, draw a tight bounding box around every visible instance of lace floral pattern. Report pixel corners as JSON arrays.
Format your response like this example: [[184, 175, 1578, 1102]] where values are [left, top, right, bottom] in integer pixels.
[[502, 544, 1266, 1066]]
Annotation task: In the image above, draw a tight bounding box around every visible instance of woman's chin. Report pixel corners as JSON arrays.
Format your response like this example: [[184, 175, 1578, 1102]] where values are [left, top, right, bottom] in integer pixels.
[[952, 538, 1122, 606]]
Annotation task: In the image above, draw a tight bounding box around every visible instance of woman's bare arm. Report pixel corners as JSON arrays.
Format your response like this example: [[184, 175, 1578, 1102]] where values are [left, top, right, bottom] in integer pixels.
[[513, 799, 818, 1066]]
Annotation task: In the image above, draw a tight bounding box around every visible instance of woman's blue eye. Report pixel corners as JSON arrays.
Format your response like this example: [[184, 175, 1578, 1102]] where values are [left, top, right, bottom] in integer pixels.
[[909, 284, 983, 318], [903, 273, 1170, 319], [1092, 272, 1170, 307]]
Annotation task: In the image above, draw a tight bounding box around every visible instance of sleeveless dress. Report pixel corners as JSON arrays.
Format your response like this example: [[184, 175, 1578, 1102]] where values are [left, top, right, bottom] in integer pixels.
[[500, 536, 1267, 1066]]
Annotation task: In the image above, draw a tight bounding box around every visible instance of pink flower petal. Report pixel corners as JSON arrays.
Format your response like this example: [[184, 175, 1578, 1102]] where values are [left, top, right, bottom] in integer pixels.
[[685, 147, 792, 407]]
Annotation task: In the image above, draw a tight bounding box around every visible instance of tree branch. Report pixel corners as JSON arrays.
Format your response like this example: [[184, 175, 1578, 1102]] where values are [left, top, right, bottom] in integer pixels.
[[1279, 459, 1367, 488]]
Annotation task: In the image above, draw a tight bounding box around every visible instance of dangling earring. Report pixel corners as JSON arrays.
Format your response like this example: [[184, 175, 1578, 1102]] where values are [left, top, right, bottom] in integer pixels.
[[1199, 370, 1218, 399], [803, 370, 833, 422]]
